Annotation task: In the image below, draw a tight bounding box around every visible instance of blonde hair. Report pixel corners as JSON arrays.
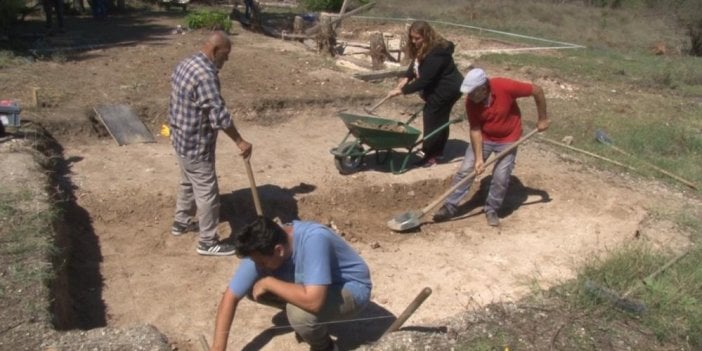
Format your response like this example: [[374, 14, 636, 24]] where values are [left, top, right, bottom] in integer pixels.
[[407, 21, 449, 61]]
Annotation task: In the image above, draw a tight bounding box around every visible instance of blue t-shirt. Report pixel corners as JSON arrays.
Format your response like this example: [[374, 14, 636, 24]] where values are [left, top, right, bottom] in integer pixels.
[[228, 220, 372, 306]]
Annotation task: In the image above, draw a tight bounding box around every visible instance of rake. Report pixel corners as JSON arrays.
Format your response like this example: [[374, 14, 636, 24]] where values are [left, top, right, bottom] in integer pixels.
[[594, 129, 697, 190]]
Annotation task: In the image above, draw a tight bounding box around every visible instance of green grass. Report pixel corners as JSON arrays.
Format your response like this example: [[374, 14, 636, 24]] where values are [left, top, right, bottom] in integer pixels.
[[471, 47, 702, 188], [0, 50, 30, 69], [573, 243, 702, 347], [185, 9, 232, 32], [0, 189, 58, 299]]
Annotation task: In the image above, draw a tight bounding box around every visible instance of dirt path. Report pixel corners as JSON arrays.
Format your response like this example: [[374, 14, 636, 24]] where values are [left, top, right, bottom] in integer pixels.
[[5, 10, 695, 351], [61, 107, 691, 350]]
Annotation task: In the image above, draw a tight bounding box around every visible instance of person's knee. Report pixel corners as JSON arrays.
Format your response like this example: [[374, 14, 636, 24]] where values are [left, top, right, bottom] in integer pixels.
[[286, 303, 317, 327]]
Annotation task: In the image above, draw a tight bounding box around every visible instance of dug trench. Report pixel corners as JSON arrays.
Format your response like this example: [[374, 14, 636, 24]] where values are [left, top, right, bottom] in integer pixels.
[[33, 99, 696, 350]]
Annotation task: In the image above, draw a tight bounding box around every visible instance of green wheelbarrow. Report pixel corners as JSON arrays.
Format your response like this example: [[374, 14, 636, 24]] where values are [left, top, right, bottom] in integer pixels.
[[330, 109, 464, 174]]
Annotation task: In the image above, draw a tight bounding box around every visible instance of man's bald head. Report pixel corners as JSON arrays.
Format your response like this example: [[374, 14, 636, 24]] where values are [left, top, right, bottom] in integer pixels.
[[202, 31, 232, 70]]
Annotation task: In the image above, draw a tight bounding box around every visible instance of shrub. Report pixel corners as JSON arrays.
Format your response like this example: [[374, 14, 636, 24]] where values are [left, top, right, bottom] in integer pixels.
[[185, 10, 232, 32]]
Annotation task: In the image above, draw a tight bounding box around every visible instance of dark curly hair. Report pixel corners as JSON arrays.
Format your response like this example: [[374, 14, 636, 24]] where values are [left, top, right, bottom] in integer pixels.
[[232, 217, 288, 257]]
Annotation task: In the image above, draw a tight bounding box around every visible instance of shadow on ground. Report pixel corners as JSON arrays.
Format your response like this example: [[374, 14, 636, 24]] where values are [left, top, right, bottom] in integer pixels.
[[450, 175, 551, 220], [220, 182, 317, 233]]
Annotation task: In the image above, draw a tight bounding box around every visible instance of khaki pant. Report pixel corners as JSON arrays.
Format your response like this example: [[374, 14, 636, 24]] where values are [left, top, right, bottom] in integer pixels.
[[174, 155, 220, 244], [256, 287, 361, 350]]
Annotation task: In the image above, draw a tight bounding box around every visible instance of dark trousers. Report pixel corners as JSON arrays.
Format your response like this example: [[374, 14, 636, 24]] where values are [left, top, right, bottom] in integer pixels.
[[421, 94, 461, 158], [43, 0, 65, 29]]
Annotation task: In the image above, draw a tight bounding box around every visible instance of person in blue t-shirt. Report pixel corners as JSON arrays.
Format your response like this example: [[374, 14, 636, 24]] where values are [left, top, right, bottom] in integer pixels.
[[211, 217, 372, 351]]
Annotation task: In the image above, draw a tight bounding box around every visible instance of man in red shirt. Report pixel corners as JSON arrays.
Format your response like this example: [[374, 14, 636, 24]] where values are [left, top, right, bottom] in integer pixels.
[[433, 68, 550, 226]]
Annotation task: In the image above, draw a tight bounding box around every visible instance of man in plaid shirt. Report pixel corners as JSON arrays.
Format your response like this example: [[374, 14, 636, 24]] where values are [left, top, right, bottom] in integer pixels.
[[169, 31, 252, 256]]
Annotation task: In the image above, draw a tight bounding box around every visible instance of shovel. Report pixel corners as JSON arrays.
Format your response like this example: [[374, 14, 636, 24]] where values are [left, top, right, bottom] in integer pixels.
[[387, 129, 539, 232], [363, 94, 393, 115], [243, 156, 264, 216], [595, 129, 697, 190]]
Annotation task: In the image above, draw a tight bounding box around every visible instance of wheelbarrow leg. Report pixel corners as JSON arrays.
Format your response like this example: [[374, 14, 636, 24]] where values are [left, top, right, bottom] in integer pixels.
[[391, 150, 415, 174]]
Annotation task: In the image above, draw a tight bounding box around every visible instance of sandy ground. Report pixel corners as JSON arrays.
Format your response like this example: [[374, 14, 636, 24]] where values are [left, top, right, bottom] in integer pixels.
[[2, 9, 696, 351]]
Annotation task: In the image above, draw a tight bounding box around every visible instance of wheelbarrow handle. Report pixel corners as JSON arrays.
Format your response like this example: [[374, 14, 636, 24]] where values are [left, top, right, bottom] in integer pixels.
[[410, 115, 466, 149]]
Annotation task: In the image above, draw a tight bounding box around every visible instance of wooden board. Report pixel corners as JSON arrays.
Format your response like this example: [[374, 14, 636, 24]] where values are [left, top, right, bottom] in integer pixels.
[[94, 104, 155, 146]]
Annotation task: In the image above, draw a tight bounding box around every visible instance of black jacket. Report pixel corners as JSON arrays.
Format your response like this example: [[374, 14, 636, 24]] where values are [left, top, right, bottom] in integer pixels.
[[401, 41, 463, 105]]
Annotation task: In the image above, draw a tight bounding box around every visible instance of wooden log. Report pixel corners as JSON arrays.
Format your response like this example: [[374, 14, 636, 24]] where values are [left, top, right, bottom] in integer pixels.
[[305, 1, 376, 35], [335, 0, 350, 30], [369, 32, 386, 70], [316, 14, 337, 56], [352, 68, 406, 81], [292, 15, 305, 42], [400, 22, 411, 65]]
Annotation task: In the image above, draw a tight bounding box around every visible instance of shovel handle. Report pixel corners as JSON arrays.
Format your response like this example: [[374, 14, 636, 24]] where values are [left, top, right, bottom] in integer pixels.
[[243, 157, 264, 216], [381, 287, 432, 338], [364, 94, 392, 114], [419, 129, 539, 217]]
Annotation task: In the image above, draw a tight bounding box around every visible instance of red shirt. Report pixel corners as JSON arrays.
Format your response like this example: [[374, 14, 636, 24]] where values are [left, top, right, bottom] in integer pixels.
[[467, 77, 533, 143]]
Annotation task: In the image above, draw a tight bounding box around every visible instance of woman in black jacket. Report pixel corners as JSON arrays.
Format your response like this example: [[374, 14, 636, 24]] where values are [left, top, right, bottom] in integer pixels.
[[389, 21, 463, 168]]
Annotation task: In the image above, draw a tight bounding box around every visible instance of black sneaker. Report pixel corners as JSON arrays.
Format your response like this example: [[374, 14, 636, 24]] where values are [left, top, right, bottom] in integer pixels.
[[486, 211, 500, 227], [171, 219, 199, 236], [433, 205, 455, 222], [197, 241, 236, 256]]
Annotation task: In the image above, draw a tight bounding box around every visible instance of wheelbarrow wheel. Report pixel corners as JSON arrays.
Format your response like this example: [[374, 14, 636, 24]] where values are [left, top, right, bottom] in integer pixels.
[[334, 142, 364, 174]]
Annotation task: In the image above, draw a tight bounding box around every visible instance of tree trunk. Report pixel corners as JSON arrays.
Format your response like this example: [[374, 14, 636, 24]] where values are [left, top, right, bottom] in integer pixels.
[[369, 32, 387, 70], [292, 15, 304, 43], [316, 14, 336, 56]]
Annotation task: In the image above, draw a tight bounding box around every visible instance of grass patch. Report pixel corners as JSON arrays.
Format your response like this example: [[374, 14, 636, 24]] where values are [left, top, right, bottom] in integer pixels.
[[574, 243, 702, 347], [0, 50, 30, 69], [185, 9, 232, 32], [0, 190, 58, 296], [478, 49, 702, 96]]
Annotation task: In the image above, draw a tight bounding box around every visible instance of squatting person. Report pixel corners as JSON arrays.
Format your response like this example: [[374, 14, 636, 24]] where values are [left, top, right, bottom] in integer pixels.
[[211, 217, 372, 351]]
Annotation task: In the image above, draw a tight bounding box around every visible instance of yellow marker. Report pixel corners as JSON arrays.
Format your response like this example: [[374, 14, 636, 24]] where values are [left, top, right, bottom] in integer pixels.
[[160, 124, 170, 137]]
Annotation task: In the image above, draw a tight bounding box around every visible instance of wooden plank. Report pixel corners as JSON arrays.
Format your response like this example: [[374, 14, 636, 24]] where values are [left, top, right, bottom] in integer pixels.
[[94, 104, 155, 146], [352, 68, 406, 81]]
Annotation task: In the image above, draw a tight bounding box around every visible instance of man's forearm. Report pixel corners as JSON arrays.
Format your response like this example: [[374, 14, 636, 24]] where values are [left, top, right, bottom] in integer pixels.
[[212, 289, 239, 351], [223, 124, 243, 144], [258, 277, 326, 313], [532, 85, 548, 121], [469, 129, 483, 157]]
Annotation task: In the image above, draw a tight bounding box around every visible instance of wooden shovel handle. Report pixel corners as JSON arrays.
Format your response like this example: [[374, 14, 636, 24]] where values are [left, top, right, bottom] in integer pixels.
[[243, 157, 264, 216], [364, 94, 392, 114]]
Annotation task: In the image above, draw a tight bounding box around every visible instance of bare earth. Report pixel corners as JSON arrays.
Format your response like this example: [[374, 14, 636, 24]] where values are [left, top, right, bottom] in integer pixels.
[[2, 10, 696, 351]]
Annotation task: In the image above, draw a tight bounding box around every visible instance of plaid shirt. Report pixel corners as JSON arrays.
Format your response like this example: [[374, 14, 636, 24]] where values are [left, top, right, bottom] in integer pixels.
[[169, 52, 234, 161]]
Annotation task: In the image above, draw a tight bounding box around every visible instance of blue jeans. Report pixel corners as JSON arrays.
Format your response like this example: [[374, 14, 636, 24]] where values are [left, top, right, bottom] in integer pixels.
[[444, 140, 517, 214]]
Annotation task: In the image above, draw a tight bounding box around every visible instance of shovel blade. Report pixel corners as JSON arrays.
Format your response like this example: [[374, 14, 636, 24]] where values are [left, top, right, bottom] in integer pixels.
[[387, 211, 423, 232]]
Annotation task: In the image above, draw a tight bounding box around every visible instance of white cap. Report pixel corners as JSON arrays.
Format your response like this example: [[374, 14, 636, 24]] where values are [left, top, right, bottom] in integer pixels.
[[460, 68, 487, 94]]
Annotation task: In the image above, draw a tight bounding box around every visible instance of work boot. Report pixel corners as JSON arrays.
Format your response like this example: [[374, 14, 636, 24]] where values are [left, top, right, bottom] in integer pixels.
[[486, 211, 500, 227], [433, 204, 456, 222]]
